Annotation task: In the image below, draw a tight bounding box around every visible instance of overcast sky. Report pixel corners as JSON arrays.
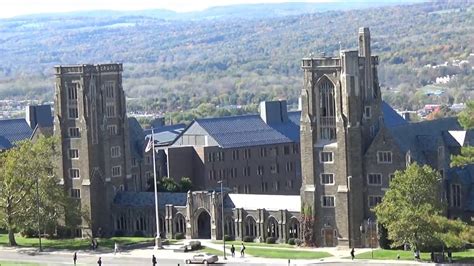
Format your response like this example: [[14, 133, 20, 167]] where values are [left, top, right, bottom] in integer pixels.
[[0, 0, 409, 18]]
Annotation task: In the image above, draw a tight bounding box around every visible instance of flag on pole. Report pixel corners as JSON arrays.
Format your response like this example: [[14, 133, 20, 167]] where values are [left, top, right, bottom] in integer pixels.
[[145, 135, 153, 152]]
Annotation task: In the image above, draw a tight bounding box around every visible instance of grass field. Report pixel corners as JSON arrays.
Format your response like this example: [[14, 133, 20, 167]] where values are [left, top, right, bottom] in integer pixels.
[[0, 234, 155, 250], [212, 240, 295, 248], [245, 247, 331, 259], [194, 246, 224, 256], [356, 249, 474, 262], [0, 261, 41, 266]]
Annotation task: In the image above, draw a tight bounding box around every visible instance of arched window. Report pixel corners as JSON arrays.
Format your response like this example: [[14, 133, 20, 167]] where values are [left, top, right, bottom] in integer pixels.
[[288, 217, 300, 239], [267, 217, 279, 238], [319, 77, 336, 140], [175, 213, 186, 234], [245, 216, 257, 237], [225, 217, 235, 237]]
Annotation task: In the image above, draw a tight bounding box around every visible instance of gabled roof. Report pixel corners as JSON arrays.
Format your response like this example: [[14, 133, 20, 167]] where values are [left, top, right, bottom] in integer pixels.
[[191, 111, 300, 148], [0, 118, 33, 147], [145, 124, 186, 147], [382, 101, 408, 128]]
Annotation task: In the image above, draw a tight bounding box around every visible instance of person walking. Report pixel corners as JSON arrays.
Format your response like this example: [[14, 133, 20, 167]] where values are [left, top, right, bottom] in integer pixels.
[[73, 252, 77, 265], [97, 257, 102, 266], [230, 244, 235, 257], [350, 248, 355, 260], [152, 254, 157, 266], [240, 243, 246, 257], [114, 241, 119, 255]]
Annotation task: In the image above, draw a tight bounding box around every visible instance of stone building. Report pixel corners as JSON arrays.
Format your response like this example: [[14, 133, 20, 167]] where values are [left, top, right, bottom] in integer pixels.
[[299, 27, 474, 248], [168, 100, 302, 195]]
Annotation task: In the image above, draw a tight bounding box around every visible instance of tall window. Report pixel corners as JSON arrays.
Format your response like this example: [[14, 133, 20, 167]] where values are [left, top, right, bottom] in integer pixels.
[[67, 83, 78, 100], [68, 107, 78, 119], [319, 78, 336, 140], [257, 165, 264, 176], [451, 184, 461, 208], [322, 196, 335, 207], [243, 149, 251, 159], [106, 105, 116, 118], [108, 125, 117, 135], [232, 150, 239, 160], [105, 81, 114, 98]]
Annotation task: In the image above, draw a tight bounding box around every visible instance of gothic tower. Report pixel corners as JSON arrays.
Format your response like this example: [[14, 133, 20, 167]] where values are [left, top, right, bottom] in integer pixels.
[[300, 28, 383, 247], [54, 64, 132, 237]]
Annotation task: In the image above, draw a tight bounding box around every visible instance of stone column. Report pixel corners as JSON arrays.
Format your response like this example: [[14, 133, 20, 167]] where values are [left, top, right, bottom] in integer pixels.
[[280, 210, 287, 243]]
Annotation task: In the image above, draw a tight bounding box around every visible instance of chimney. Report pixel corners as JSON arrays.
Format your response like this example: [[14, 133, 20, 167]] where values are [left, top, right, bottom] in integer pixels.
[[259, 100, 288, 124], [25, 105, 53, 129]]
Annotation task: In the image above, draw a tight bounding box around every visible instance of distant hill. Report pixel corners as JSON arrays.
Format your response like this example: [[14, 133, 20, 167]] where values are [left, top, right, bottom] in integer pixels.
[[0, 0, 472, 121]]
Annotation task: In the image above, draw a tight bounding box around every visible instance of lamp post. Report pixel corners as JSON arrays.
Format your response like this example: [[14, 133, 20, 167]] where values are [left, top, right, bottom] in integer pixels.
[[36, 175, 42, 252], [217, 180, 227, 260], [150, 129, 162, 249], [368, 218, 373, 259]]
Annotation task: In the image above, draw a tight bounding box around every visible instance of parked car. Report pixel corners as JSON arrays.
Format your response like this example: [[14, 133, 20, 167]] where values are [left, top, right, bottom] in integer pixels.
[[185, 253, 219, 264]]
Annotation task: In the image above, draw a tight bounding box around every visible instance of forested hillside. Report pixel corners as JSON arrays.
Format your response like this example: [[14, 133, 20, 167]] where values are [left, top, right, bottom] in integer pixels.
[[0, 1, 472, 123]]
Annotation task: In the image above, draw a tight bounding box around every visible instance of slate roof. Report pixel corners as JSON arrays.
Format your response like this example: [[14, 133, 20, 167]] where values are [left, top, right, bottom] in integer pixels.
[[193, 111, 300, 148], [382, 101, 408, 128], [113, 192, 187, 208], [0, 118, 33, 147], [145, 124, 186, 147]]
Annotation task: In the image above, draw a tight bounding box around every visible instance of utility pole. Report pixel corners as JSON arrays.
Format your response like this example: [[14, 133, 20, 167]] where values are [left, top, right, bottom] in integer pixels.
[[36, 175, 42, 252]]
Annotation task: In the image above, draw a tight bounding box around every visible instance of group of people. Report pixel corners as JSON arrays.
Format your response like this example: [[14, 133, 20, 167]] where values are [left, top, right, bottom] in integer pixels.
[[229, 243, 246, 257]]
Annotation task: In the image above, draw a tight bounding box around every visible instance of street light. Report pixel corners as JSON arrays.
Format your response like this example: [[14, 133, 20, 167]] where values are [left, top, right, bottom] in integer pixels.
[[149, 129, 162, 249], [368, 218, 373, 259], [217, 180, 227, 260], [36, 175, 42, 252]]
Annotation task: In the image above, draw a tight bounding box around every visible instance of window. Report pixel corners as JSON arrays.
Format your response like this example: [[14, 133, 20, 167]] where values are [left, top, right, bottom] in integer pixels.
[[260, 147, 267, 157], [368, 196, 382, 207], [207, 153, 215, 162], [68, 107, 78, 119], [451, 184, 461, 208], [364, 106, 371, 118], [105, 81, 114, 98], [106, 105, 116, 118], [293, 144, 299, 154], [69, 168, 80, 179], [208, 170, 216, 180], [370, 126, 375, 138], [275, 181, 280, 192], [111, 146, 121, 158], [367, 173, 382, 185], [322, 196, 335, 207], [244, 184, 251, 194], [284, 145, 290, 155], [271, 147, 279, 156], [286, 161, 294, 172], [68, 127, 80, 138], [321, 173, 334, 185], [216, 151, 225, 162], [145, 155, 152, 165], [377, 151, 392, 164], [131, 158, 137, 167], [257, 165, 264, 176], [270, 164, 279, 174], [389, 173, 395, 182], [108, 125, 117, 135], [243, 166, 250, 177], [320, 151, 334, 163], [69, 149, 79, 159], [71, 188, 81, 198], [319, 77, 336, 140], [112, 166, 121, 177], [229, 168, 237, 178], [68, 83, 78, 100], [261, 182, 268, 193], [243, 149, 251, 159], [232, 150, 239, 160]]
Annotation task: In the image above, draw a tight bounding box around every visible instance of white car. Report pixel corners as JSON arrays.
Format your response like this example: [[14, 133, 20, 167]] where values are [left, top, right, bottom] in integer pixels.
[[185, 253, 219, 264]]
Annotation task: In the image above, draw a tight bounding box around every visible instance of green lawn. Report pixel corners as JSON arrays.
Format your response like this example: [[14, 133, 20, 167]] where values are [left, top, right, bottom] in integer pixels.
[[0, 261, 41, 266], [212, 240, 295, 248], [194, 246, 224, 256], [0, 234, 155, 250], [356, 249, 474, 262], [245, 247, 332, 259]]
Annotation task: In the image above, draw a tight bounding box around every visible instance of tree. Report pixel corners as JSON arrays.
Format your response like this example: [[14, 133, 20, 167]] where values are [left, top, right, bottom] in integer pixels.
[[300, 204, 316, 247], [179, 177, 193, 192], [0, 136, 68, 246], [375, 163, 471, 251], [451, 100, 474, 167]]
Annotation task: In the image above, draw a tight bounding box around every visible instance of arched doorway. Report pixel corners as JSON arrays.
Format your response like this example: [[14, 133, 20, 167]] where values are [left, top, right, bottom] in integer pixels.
[[288, 217, 300, 239], [266, 216, 279, 239], [244, 216, 257, 239], [197, 210, 211, 239]]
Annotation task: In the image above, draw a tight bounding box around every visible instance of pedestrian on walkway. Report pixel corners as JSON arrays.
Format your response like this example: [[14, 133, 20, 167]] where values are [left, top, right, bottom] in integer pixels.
[[230, 244, 235, 257], [152, 254, 157, 266], [240, 243, 246, 257], [114, 241, 119, 255], [97, 257, 102, 266], [73, 252, 77, 265], [350, 248, 355, 260]]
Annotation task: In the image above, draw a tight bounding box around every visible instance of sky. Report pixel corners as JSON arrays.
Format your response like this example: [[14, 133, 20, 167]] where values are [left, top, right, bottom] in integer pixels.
[[0, 0, 345, 18]]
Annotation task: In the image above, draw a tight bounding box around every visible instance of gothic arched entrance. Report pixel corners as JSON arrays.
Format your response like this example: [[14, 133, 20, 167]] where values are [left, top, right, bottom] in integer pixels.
[[197, 210, 211, 239]]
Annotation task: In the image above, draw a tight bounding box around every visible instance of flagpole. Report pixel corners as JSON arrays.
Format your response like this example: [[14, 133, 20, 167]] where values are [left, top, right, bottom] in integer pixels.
[[152, 128, 162, 249]]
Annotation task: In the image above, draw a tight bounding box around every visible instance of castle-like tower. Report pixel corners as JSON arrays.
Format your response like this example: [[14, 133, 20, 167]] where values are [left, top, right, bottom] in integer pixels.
[[300, 28, 383, 247], [54, 64, 132, 237]]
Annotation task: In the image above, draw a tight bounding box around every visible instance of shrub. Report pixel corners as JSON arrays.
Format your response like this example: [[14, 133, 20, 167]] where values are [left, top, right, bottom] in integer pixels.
[[175, 232, 185, 240], [133, 231, 145, 237], [287, 238, 296, 245], [114, 230, 124, 237], [224, 235, 234, 241], [243, 236, 254, 242], [295, 239, 303, 246], [20, 228, 38, 238], [189, 240, 201, 250], [266, 237, 277, 244]]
